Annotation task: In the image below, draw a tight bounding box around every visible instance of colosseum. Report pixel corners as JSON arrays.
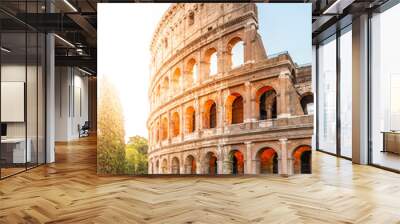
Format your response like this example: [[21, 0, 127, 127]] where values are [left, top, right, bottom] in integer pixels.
[[147, 3, 314, 175]]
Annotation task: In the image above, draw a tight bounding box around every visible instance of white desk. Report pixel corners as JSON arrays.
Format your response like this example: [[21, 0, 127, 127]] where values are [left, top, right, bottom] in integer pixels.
[[1, 138, 31, 163]]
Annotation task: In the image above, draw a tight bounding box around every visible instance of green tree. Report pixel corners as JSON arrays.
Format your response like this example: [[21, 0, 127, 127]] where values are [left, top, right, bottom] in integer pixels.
[[97, 76, 126, 174], [125, 136, 148, 175]]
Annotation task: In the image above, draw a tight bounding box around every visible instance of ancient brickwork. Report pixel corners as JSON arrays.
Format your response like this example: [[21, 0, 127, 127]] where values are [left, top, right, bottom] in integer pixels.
[[147, 3, 313, 175]]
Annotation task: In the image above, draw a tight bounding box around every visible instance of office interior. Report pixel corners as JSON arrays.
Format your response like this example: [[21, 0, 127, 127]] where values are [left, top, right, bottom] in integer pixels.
[[1, 0, 400, 180], [313, 0, 400, 172], [0, 0, 96, 179]]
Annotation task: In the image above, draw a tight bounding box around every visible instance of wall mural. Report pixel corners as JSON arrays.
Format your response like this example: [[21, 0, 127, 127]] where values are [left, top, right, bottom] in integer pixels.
[[97, 3, 313, 175]]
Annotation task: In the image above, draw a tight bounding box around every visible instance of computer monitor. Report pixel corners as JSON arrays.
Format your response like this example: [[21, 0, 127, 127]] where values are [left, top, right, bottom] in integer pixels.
[[1, 123, 7, 137]]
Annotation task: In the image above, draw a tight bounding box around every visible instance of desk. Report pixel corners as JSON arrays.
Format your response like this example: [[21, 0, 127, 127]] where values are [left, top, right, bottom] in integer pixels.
[[1, 138, 31, 164], [382, 131, 400, 154]]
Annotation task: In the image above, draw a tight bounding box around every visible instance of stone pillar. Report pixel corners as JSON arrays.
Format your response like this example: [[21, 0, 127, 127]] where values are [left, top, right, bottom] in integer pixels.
[[243, 23, 257, 64], [167, 111, 172, 143], [279, 138, 289, 176], [245, 141, 253, 174], [244, 82, 253, 125], [180, 105, 185, 141], [180, 158, 185, 174], [217, 144, 224, 174], [277, 72, 291, 118], [222, 146, 231, 174], [194, 96, 201, 135], [216, 90, 224, 134], [196, 158, 202, 174]]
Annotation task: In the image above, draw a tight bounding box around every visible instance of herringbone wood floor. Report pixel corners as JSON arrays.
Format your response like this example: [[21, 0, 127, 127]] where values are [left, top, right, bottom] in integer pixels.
[[1, 136, 400, 224]]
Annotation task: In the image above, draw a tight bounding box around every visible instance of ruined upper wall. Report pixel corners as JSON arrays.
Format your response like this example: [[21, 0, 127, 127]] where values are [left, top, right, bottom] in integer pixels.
[[149, 3, 263, 77]]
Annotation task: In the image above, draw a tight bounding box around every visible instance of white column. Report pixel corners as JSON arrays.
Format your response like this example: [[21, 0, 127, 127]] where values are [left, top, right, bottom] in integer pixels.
[[46, 30, 55, 163], [352, 14, 369, 164]]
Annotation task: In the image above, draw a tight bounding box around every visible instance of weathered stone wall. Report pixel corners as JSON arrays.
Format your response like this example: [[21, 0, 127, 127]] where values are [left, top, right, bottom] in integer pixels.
[[147, 3, 313, 175]]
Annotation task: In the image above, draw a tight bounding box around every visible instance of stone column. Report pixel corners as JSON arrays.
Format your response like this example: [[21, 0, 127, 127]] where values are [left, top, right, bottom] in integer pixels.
[[278, 72, 291, 118], [196, 158, 202, 174], [245, 141, 253, 174], [243, 23, 257, 64], [217, 89, 224, 134], [180, 157, 185, 174], [194, 96, 201, 136], [279, 138, 289, 176], [244, 82, 253, 126], [180, 105, 185, 141], [167, 111, 172, 143], [222, 146, 231, 174], [217, 144, 224, 174]]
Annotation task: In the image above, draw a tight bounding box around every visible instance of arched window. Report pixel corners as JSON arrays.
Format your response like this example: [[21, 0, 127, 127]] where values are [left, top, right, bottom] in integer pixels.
[[257, 86, 277, 120], [155, 85, 161, 103], [172, 157, 180, 174], [172, 112, 180, 137], [185, 155, 196, 174], [206, 152, 218, 175], [185, 59, 197, 88], [226, 93, 244, 124], [230, 150, 244, 175], [205, 48, 218, 76], [228, 37, 244, 69], [162, 76, 169, 97], [172, 68, 181, 93], [293, 145, 312, 174], [257, 148, 278, 174], [300, 93, 314, 115], [161, 117, 168, 140], [185, 106, 196, 133], [204, 100, 217, 129]]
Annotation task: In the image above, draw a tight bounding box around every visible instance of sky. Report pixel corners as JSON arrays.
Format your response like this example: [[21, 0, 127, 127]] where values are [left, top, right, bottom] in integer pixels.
[[98, 3, 311, 141]]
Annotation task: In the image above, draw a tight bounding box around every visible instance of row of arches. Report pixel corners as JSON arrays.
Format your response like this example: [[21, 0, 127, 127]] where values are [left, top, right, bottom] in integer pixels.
[[151, 85, 313, 143], [152, 38, 244, 105], [151, 145, 312, 175]]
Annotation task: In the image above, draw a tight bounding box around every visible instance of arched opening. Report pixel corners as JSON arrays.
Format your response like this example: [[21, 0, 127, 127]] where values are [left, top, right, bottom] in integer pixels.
[[172, 112, 180, 137], [161, 117, 168, 141], [155, 121, 160, 142], [172, 68, 181, 93], [206, 152, 218, 175], [156, 160, 159, 174], [227, 37, 244, 69], [185, 58, 197, 88], [203, 100, 217, 129], [230, 150, 244, 175], [300, 93, 314, 115], [257, 86, 277, 120], [293, 145, 312, 174], [257, 147, 278, 174], [162, 76, 169, 97], [205, 48, 218, 76], [185, 155, 196, 174], [161, 159, 168, 174], [226, 93, 244, 125], [185, 106, 196, 133], [171, 157, 180, 174]]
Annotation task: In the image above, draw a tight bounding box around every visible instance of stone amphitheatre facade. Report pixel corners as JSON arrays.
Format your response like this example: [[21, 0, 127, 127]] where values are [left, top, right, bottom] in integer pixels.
[[147, 3, 313, 175]]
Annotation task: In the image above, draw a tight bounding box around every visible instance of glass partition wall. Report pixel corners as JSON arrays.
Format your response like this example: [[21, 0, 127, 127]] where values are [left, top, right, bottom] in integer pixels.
[[316, 26, 352, 159], [370, 3, 400, 171], [0, 3, 46, 179]]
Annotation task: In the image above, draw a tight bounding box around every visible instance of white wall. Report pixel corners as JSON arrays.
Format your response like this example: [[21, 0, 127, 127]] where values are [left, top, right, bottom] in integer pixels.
[[55, 67, 89, 141]]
